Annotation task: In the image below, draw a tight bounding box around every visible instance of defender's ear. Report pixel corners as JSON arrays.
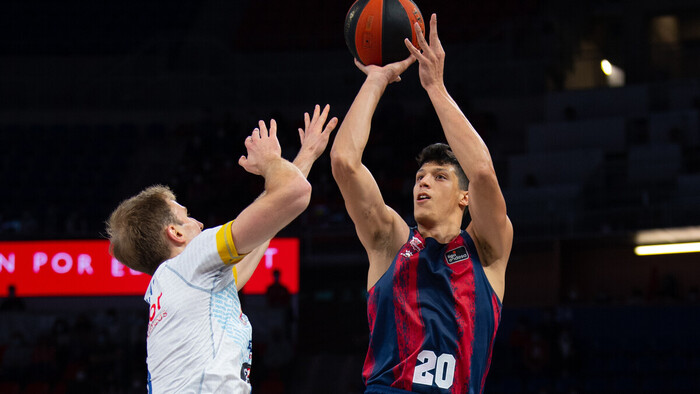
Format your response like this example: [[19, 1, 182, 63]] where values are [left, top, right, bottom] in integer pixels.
[[166, 224, 185, 245]]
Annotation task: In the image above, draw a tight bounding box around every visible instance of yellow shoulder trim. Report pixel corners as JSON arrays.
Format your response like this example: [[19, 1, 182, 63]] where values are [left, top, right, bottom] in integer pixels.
[[216, 221, 245, 265]]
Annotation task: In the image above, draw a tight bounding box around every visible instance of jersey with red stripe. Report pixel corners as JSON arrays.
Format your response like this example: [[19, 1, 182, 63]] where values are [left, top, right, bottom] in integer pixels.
[[363, 228, 502, 394]]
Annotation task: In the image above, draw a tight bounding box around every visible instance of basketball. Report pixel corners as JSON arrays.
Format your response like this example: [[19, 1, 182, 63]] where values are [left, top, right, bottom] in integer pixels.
[[344, 0, 425, 66]]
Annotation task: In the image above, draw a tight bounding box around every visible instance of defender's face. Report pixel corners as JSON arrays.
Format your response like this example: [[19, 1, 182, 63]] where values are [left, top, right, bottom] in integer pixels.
[[168, 200, 203, 245], [413, 162, 466, 226]]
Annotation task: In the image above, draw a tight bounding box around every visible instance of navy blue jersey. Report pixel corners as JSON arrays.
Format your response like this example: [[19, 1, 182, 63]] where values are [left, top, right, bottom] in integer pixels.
[[363, 228, 502, 394]]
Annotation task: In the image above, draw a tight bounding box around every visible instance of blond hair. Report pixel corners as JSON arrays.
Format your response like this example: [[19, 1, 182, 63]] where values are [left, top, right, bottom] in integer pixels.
[[106, 185, 180, 275]]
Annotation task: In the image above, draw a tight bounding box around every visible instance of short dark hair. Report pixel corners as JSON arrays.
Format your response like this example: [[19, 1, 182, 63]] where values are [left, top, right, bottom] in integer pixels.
[[106, 185, 180, 275], [416, 143, 469, 190]]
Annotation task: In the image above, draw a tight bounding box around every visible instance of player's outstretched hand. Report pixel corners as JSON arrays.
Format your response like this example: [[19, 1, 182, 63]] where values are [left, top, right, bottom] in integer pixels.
[[298, 104, 338, 161], [404, 13, 445, 91], [354, 55, 416, 86], [238, 119, 283, 176]]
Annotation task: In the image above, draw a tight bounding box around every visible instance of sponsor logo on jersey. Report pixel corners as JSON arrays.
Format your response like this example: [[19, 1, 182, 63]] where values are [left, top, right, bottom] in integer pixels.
[[147, 292, 168, 337], [445, 246, 469, 264]]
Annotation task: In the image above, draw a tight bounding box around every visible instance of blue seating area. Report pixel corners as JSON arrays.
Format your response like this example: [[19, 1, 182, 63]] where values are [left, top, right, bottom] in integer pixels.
[[493, 82, 700, 238]]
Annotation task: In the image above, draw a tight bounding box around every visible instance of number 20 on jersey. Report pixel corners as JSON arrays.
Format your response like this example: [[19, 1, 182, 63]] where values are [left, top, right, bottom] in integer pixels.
[[412, 350, 456, 389]]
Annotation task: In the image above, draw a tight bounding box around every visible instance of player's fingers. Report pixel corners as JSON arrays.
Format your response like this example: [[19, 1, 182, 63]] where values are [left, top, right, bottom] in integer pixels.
[[312, 104, 321, 122], [429, 14, 438, 44], [257, 121, 267, 138], [324, 117, 339, 134], [430, 16, 444, 55], [304, 112, 310, 131], [318, 104, 330, 125], [414, 22, 430, 54], [404, 39, 424, 62], [354, 58, 369, 74], [398, 53, 417, 71], [238, 155, 247, 168], [269, 119, 277, 138], [298, 128, 305, 143]]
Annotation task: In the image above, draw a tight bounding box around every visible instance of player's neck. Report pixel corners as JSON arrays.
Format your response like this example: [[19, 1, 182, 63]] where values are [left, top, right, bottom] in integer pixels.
[[416, 221, 462, 244], [168, 244, 186, 260]]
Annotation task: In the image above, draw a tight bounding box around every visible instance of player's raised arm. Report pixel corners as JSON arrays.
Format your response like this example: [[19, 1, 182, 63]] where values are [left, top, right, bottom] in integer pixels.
[[235, 104, 338, 290], [229, 120, 311, 256], [330, 57, 414, 283], [405, 14, 512, 272]]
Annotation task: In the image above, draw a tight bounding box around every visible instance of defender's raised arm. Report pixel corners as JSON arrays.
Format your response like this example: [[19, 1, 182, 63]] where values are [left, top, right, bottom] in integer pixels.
[[229, 119, 311, 255]]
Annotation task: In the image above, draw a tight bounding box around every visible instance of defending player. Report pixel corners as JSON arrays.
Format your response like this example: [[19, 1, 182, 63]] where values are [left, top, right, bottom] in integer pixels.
[[330, 14, 512, 393], [106, 105, 337, 393]]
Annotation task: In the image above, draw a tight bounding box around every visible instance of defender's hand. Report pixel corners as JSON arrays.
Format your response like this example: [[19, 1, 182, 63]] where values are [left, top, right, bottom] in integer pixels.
[[297, 104, 338, 161], [238, 119, 283, 176]]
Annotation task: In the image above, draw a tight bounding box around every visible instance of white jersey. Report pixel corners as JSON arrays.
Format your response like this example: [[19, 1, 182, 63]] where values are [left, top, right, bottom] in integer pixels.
[[145, 221, 252, 393]]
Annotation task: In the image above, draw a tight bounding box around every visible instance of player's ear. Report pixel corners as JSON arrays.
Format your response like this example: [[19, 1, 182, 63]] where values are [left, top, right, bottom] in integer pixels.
[[165, 224, 185, 245], [459, 191, 469, 208]]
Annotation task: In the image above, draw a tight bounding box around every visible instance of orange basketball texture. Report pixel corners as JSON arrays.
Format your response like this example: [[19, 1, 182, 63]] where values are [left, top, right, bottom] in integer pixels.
[[344, 0, 425, 66]]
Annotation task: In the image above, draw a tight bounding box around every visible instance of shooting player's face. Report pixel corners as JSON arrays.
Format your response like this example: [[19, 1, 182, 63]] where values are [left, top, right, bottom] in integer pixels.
[[168, 200, 203, 245], [413, 162, 466, 227]]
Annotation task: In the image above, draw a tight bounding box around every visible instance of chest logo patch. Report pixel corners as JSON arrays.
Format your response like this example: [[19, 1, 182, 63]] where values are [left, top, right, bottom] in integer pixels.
[[445, 246, 469, 265], [401, 236, 425, 258]]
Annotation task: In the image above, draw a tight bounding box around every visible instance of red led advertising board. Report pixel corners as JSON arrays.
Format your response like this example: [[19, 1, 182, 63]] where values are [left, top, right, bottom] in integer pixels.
[[240, 238, 299, 295], [0, 239, 298, 297]]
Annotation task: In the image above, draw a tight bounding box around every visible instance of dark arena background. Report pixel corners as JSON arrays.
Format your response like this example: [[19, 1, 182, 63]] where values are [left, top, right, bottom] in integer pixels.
[[2, 0, 700, 393]]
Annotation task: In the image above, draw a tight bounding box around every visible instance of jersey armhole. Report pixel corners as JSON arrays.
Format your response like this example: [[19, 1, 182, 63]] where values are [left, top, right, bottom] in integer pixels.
[[367, 228, 415, 292]]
